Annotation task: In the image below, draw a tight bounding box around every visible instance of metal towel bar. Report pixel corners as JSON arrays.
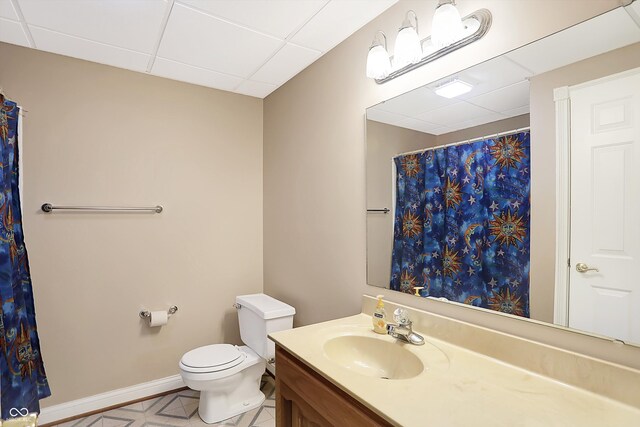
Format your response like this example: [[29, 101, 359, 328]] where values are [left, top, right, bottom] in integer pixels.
[[367, 208, 390, 214], [41, 203, 163, 213]]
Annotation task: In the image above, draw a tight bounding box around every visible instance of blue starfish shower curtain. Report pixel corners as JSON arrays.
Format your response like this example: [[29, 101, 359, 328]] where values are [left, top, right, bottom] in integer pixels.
[[390, 131, 530, 317], [0, 95, 50, 417]]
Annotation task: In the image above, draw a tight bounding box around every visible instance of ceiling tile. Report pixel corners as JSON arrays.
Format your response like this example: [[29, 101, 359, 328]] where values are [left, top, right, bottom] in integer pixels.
[[0, 0, 18, 20], [417, 102, 498, 127], [467, 80, 530, 113], [503, 105, 531, 118], [18, 0, 168, 53], [158, 3, 282, 78], [0, 17, 29, 47], [447, 56, 532, 100], [447, 112, 508, 134], [178, 0, 327, 39], [627, 0, 640, 24], [504, 8, 640, 74], [152, 57, 244, 91], [290, 0, 397, 52], [366, 108, 408, 127], [251, 42, 321, 86], [374, 86, 456, 117], [396, 117, 446, 135], [234, 80, 278, 98], [29, 26, 150, 72]]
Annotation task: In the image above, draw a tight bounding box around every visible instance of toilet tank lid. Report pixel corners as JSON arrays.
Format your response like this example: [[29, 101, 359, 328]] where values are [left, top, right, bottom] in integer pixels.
[[236, 293, 295, 319]]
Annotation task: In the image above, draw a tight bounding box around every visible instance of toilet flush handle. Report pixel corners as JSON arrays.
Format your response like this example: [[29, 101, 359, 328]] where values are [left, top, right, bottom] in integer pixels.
[[233, 303, 242, 309]]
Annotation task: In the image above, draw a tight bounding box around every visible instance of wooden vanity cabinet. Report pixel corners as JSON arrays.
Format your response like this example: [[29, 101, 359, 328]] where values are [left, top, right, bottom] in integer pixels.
[[275, 345, 393, 427]]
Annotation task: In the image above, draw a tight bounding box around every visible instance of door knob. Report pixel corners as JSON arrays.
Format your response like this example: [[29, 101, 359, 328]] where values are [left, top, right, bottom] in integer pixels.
[[576, 262, 599, 273]]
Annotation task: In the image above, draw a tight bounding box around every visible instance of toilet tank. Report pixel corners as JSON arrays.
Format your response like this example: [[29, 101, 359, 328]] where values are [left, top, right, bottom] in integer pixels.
[[236, 293, 295, 360]]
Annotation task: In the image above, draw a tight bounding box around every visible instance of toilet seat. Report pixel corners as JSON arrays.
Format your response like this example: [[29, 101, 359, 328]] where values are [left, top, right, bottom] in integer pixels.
[[180, 344, 247, 373]]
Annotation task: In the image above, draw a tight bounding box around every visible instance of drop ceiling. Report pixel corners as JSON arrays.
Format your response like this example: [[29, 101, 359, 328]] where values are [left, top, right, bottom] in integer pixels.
[[367, 4, 640, 135], [0, 0, 398, 98]]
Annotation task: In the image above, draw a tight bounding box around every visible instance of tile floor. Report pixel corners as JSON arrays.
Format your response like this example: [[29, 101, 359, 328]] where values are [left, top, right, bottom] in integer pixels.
[[52, 376, 276, 427]]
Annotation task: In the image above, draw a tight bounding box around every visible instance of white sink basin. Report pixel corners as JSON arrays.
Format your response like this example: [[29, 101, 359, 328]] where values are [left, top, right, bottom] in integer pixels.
[[323, 335, 424, 380]]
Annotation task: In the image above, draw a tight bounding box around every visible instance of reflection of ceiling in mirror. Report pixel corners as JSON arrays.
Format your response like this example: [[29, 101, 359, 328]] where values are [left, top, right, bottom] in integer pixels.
[[367, 7, 640, 135]]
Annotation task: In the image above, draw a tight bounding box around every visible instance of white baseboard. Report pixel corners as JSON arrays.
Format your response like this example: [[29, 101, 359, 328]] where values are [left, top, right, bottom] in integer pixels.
[[38, 374, 185, 425]]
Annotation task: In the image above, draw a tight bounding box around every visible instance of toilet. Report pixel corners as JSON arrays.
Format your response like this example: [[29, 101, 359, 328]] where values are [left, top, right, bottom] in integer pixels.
[[179, 293, 295, 424]]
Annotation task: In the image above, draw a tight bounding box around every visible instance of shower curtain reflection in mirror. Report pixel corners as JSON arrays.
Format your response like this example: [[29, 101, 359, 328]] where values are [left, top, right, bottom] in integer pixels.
[[390, 131, 531, 317]]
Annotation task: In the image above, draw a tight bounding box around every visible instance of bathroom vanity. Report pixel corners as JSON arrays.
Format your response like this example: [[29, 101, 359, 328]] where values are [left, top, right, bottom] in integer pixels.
[[269, 296, 640, 427], [275, 346, 390, 426]]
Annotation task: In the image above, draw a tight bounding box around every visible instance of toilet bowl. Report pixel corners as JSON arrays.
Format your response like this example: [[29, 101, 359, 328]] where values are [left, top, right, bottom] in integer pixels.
[[179, 294, 295, 424]]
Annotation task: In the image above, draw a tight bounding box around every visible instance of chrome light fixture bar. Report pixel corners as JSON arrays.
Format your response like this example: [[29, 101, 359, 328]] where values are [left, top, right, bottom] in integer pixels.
[[372, 8, 492, 84]]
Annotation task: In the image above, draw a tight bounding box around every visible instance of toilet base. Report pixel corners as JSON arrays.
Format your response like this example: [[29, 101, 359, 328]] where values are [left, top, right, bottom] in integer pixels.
[[181, 346, 267, 424], [199, 390, 265, 424]]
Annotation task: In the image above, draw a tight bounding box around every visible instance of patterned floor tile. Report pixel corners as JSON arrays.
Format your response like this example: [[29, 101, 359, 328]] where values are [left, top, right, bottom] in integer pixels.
[[55, 418, 88, 427], [143, 415, 190, 427], [261, 407, 275, 420], [53, 375, 276, 427], [101, 408, 145, 423], [72, 414, 105, 427], [247, 407, 274, 427]]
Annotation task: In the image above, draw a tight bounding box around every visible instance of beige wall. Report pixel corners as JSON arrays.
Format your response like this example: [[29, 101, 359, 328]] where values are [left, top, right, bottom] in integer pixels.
[[264, 0, 640, 370], [366, 120, 436, 287], [529, 41, 640, 323], [0, 42, 264, 405]]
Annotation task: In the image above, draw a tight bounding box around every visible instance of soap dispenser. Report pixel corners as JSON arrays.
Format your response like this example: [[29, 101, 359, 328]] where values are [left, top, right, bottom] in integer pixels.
[[372, 295, 387, 334]]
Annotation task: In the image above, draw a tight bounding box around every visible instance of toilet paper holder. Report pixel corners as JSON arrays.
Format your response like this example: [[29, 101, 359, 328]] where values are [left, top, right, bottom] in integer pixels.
[[139, 305, 178, 319]]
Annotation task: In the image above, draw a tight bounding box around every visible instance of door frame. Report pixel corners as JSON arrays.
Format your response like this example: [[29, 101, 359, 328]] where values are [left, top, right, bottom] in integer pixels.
[[553, 66, 640, 326]]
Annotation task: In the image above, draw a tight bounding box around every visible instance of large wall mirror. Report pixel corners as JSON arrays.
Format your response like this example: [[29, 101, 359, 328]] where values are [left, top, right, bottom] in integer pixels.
[[366, 3, 640, 346]]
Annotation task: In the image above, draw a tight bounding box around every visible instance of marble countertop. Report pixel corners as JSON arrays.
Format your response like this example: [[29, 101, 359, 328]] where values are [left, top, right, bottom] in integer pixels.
[[269, 313, 640, 427]]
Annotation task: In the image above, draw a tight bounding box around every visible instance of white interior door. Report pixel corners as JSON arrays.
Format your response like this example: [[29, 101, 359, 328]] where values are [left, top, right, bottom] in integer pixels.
[[569, 68, 640, 343]]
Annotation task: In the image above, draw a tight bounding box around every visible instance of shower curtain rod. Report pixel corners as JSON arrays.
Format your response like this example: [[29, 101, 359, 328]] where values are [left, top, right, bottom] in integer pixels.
[[394, 126, 530, 158]]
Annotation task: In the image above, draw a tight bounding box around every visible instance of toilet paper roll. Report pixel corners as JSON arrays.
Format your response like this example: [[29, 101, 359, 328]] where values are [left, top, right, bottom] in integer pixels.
[[149, 310, 168, 327]]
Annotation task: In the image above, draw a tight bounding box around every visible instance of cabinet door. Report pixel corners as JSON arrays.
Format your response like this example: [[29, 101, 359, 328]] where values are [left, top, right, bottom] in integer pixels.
[[291, 398, 329, 427], [275, 346, 392, 427]]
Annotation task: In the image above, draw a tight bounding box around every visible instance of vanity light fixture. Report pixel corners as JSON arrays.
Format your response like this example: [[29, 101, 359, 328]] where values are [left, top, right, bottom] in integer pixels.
[[431, 0, 464, 49], [393, 11, 421, 68], [434, 78, 473, 98], [366, 2, 491, 84], [366, 31, 391, 79]]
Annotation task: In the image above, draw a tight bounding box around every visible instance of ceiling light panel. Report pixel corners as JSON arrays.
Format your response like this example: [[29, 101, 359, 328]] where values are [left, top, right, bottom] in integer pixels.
[[158, 3, 283, 78], [18, 0, 168, 53], [178, 0, 327, 39], [291, 0, 397, 52], [434, 79, 473, 98]]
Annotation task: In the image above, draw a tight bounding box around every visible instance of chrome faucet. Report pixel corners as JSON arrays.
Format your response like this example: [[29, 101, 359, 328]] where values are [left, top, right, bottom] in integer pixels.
[[386, 308, 424, 345]]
